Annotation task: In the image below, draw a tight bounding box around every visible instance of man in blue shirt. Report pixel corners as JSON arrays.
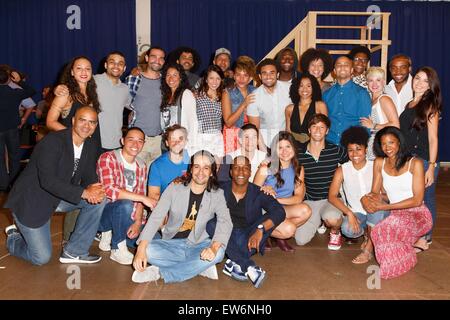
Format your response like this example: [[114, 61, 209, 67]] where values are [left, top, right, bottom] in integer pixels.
[[323, 55, 371, 145], [148, 124, 190, 202]]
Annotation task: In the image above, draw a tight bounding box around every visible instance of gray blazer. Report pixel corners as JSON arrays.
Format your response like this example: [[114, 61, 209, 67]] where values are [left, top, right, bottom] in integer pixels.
[[138, 183, 233, 248]]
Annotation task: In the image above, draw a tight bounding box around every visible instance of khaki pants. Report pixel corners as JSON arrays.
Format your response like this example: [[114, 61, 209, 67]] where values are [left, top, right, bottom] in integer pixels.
[[138, 135, 162, 167]]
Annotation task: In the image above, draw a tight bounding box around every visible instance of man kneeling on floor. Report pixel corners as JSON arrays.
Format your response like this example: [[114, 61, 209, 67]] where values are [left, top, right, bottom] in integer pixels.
[[210, 156, 286, 288], [96, 127, 157, 265], [132, 150, 232, 283], [5, 106, 106, 265]]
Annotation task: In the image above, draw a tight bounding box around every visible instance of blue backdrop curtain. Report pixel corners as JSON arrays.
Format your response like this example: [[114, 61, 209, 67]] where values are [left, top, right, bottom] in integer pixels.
[[152, 0, 450, 161], [0, 0, 136, 95]]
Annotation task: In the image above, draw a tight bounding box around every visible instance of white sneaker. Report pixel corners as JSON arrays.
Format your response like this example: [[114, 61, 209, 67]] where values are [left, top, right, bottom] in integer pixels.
[[98, 231, 112, 252], [110, 240, 134, 265], [199, 265, 218, 280], [132, 265, 161, 283], [317, 223, 327, 235], [5, 224, 18, 236]]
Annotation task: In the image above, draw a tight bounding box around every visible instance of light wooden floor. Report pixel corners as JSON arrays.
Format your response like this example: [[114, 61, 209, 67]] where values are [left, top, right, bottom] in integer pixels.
[[1, 169, 450, 300]]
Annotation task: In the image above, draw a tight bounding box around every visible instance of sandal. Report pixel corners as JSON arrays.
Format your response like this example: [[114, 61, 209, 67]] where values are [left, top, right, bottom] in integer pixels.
[[413, 238, 429, 253], [352, 249, 373, 264]]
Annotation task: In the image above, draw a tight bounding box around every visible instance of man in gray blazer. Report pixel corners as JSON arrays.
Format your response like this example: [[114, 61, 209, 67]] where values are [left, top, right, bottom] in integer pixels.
[[132, 150, 233, 283]]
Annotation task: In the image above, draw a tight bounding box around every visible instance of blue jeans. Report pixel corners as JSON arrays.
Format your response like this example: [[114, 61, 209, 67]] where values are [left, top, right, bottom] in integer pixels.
[[7, 199, 106, 265], [423, 160, 439, 240], [341, 211, 390, 238], [99, 200, 137, 249], [206, 217, 272, 272], [0, 128, 21, 190], [147, 238, 225, 283]]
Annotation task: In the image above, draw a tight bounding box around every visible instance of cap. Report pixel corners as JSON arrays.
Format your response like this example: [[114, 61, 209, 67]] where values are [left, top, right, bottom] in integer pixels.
[[215, 47, 231, 59]]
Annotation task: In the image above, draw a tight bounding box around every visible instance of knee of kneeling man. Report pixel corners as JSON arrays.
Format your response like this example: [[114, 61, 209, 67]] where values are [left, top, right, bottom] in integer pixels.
[[31, 251, 52, 266]]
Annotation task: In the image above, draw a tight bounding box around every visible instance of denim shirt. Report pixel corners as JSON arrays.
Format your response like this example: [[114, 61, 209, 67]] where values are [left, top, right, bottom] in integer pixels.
[[323, 80, 371, 145], [227, 85, 255, 127]]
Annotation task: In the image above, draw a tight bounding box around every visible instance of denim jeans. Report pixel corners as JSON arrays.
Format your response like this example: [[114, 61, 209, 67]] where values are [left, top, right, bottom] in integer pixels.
[[99, 199, 137, 249], [147, 238, 225, 283], [341, 211, 390, 238], [0, 128, 21, 190], [423, 160, 439, 240], [206, 217, 272, 272], [7, 199, 106, 265]]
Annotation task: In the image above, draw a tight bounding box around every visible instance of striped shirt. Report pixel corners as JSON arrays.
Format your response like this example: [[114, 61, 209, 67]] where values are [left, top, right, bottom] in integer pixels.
[[297, 141, 348, 201]]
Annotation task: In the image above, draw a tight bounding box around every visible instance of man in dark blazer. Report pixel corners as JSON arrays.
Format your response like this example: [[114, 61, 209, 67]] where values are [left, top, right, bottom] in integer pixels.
[[4, 106, 106, 265], [211, 155, 286, 288]]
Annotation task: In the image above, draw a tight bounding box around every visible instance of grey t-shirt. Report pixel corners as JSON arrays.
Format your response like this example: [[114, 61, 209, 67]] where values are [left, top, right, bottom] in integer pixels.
[[132, 76, 162, 137], [95, 73, 131, 149]]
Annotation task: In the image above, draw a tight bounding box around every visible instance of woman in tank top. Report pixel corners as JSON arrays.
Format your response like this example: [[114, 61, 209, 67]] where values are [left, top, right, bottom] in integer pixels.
[[285, 74, 327, 149], [328, 126, 389, 264], [360, 67, 399, 160], [221, 56, 256, 154], [47, 56, 101, 151], [399, 67, 442, 250], [361, 126, 432, 279], [254, 131, 312, 252]]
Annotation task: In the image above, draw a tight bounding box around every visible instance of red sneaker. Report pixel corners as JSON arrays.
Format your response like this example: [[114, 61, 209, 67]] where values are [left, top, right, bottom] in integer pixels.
[[328, 232, 342, 250]]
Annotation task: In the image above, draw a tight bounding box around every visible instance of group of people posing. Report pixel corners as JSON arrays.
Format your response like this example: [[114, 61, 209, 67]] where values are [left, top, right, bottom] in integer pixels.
[[1, 44, 442, 287]]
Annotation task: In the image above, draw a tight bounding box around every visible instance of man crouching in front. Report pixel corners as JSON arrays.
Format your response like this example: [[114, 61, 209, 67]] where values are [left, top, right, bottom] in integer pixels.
[[132, 150, 232, 283], [4, 106, 106, 265]]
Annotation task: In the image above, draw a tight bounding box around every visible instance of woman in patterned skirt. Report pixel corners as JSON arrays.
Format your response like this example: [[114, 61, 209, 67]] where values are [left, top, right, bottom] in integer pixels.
[[361, 126, 432, 279]]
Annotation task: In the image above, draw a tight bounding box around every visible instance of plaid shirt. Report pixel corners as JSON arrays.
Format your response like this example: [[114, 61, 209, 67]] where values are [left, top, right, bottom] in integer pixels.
[[97, 150, 148, 222], [125, 74, 142, 126], [196, 94, 223, 134]]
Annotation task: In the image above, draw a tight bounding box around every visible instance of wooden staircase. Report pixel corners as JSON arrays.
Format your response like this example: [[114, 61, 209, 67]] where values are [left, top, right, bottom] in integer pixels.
[[263, 11, 392, 72]]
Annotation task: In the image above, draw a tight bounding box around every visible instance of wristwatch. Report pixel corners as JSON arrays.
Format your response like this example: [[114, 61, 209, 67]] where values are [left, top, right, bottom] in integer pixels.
[[257, 224, 265, 233]]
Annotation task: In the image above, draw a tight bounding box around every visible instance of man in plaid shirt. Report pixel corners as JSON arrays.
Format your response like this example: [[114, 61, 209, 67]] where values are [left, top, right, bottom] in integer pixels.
[[96, 127, 156, 265]]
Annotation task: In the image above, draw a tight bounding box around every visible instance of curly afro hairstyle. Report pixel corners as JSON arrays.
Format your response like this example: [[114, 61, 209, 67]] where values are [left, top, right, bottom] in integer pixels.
[[167, 46, 201, 73], [340, 126, 370, 148], [289, 74, 322, 107], [299, 48, 333, 80], [349, 46, 371, 61]]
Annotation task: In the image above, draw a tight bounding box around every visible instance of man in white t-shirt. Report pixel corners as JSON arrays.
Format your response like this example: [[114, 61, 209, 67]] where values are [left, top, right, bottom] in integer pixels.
[[247, 58, 292, 152], [96, 127, 156, 265], [384, 54, 413, 116], [218, 123, 267, 183]]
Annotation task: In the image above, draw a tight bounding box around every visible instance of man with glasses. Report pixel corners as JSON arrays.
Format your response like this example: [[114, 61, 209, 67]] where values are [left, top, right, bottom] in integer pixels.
[[348, 46, 371, 90]]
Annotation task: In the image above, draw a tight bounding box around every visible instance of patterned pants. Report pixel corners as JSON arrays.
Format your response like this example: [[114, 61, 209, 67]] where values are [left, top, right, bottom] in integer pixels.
[[371, 204, 432, 279]]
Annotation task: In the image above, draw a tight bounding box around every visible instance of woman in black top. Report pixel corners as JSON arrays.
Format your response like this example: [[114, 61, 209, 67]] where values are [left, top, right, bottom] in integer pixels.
[[399, 66, 442, 251], [285, 74, 328, 150]]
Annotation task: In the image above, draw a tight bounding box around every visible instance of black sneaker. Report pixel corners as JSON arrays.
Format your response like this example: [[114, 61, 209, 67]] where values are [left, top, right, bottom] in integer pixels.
[[59, 251, 102, 264], [94, 232, 102, 242]]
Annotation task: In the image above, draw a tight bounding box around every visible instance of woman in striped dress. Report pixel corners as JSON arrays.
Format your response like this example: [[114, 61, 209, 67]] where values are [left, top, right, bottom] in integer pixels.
[[361, 126, 432, 279]]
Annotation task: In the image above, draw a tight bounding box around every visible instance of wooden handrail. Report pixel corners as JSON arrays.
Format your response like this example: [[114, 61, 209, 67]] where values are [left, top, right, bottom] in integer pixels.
[[261, 11, 391, 73]]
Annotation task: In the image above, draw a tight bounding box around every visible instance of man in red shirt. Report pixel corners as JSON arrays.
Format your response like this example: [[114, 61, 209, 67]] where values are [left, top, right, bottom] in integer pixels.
[[96, 127, 156, 265]]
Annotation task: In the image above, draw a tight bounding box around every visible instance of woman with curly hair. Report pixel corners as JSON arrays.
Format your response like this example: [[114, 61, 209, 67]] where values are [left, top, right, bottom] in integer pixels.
[[47, 56, 101, 147], [299, 48, 333, 93], [159, 62, 197, 146], [253, 131, 312, 252], [285, 74, 328, 148], [399, 66, 442, 251]]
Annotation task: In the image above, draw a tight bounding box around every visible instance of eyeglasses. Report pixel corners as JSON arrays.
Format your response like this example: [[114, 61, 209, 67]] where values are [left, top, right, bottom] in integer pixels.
[[353, 57, 369, 63]]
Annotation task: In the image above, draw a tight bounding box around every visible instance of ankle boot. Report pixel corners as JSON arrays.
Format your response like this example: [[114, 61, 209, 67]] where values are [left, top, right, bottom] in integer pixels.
[[276, 239, 295, 252]]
